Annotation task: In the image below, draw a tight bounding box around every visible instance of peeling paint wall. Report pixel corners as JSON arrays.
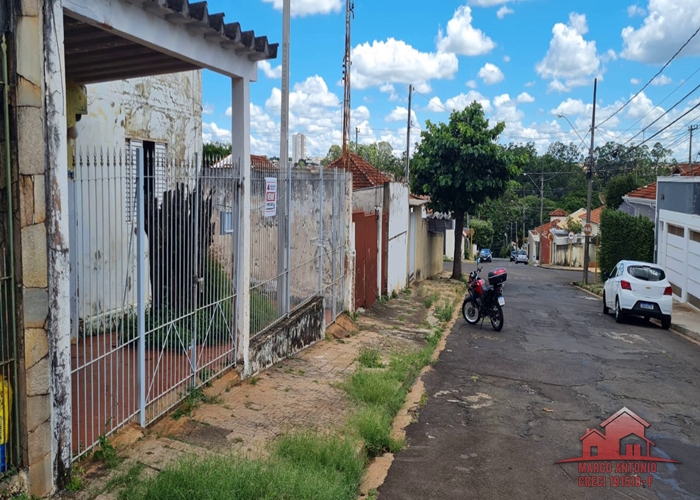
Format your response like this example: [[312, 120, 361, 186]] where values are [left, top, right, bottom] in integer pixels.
[[75, 71, 203, 161], [247, 297, 325, 376]]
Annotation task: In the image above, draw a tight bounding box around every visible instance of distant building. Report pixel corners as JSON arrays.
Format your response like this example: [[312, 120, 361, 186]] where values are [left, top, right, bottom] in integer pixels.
[[292, 133, 306, 166]]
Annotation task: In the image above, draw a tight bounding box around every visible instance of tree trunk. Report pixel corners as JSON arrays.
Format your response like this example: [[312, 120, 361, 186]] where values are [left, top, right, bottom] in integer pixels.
[[452, 209, 464, 280]]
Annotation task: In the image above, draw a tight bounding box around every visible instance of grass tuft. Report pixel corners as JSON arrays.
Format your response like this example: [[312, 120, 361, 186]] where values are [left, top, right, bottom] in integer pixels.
[[423, 292, 440, 309], [356, 347, 384, 369]]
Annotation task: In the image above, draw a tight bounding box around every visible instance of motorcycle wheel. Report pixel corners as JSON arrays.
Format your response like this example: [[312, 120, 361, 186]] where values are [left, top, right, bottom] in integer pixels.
[[490, 304, 504, 332], [462, 297, 480, 324]]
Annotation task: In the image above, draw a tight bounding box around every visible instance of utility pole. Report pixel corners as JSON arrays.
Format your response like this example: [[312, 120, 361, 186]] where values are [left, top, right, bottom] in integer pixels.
[[341, 0, 353, 168], [405, 84, 413, 182], [538, 171, 544, 262], [355, 127, 359, 151], [276, 0, 291, 316], [583, 78, 597, 285], [689, 125, 699, 166]]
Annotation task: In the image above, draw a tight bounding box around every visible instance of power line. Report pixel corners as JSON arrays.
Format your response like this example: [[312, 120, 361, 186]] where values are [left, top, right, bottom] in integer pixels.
[[597, 23, 700, 128]]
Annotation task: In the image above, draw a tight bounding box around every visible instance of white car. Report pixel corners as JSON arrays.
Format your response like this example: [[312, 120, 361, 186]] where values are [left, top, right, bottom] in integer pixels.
[[602, 260, 673, 329], [515, 250, 528, 264]]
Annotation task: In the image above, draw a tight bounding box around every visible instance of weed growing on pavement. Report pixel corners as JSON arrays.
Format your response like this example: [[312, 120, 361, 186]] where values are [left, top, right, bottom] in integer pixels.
[[171, 386, 220, 420], [423, 292, 440, 309], [120, 432, 365, 500], [357, 347, 384, 368], [435, 300, 454, 323]]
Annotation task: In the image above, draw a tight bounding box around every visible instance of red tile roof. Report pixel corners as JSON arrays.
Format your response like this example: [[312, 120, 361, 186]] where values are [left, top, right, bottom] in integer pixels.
[[531, 219, 561, 235], [578, 206, 605, 225], [625, 183, 657, 200], [549, 208, 569, 217], [672, 163, 700, 175], [251, 154, 274, 170], [329, 153, 391, 190]]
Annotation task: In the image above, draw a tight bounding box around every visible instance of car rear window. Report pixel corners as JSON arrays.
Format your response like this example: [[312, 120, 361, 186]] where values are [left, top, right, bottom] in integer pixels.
[[518, 251, 526, 255], [627, 265, 665, 282]]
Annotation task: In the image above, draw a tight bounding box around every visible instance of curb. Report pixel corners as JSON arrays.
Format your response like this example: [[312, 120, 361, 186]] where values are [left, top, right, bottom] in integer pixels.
[[572, 284, 700, 345]]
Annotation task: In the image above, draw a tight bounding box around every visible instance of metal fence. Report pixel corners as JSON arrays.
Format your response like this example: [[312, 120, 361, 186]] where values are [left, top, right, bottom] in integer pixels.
[[1, 36, 19, 473], [69, 147, 240, 459], [250, 164, 346, 338]]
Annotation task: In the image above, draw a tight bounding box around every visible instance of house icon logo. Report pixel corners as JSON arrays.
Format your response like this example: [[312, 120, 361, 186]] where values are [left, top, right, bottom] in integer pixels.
[[557, 407, 679, 464]]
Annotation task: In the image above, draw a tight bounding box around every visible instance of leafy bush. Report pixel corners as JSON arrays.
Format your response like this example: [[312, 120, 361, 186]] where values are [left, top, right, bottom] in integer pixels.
[[598, 209, 655, 278]]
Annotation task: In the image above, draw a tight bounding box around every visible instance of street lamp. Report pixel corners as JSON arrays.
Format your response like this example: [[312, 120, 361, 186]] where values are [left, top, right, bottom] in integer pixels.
[[557, 114, 588, 150]]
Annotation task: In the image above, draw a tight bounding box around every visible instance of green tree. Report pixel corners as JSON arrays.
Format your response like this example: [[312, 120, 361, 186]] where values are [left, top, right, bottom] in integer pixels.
[[604, 173, 640, 209], [203, 141, 232, 159], [411, 103, 519, 279], [469, 219, 494, 250], [564, 216, 583, 234], [322, 145, 342, 166]]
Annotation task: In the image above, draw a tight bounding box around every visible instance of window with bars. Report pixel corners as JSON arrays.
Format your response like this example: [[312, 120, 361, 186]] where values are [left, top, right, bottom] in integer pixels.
[[125, 139, 168, 224]]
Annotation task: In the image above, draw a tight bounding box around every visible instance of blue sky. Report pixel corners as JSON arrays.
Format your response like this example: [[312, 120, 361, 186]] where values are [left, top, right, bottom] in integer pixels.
[[201, 0, 700, 161]]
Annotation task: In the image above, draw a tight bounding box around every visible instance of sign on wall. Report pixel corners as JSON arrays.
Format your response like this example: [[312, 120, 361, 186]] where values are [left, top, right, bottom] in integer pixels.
[[265, 177, 277, 217]]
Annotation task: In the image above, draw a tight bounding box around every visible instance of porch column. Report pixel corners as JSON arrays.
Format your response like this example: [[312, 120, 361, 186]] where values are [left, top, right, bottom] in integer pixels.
[[231, 76, 251, 375], [43, 0, 72, 490]]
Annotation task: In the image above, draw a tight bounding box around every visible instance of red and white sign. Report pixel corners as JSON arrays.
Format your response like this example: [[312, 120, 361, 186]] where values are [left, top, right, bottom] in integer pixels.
[[265, 177, 277, 217], [583, 223, 593, 236]]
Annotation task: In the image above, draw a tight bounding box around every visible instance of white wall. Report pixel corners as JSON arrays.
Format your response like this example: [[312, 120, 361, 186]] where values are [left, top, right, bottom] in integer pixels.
[[445, 228, 455, 258], [387, 183, 409, 295], [657, 209, 700, 306]]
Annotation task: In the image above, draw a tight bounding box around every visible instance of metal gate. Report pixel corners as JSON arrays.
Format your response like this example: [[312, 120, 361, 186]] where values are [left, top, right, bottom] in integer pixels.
[[69, 147, 241, 459], [353, 212, 377, 309], [0, 33, 20, 473]]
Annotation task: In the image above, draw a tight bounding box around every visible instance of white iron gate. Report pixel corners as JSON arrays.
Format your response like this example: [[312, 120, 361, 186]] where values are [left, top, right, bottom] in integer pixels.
[[69, 147, 240, 459]]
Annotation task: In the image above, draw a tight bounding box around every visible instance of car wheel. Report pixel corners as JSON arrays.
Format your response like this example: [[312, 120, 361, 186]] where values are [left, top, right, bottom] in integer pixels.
[[661, 316, 671, 330], [602, 292, 609, 315], [615, 298, 624, 324]]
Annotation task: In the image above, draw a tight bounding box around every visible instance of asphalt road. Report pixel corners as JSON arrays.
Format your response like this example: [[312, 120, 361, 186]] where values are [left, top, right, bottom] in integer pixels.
[[379, 259, 700, 500]]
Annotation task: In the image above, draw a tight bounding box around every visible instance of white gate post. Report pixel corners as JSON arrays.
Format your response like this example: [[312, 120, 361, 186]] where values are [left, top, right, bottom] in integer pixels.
[[136, 147, 146, 426]]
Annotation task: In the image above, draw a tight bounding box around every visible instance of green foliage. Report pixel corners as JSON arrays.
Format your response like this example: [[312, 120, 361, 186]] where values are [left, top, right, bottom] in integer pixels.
[[564, 216, 583, 235], [250, 288, 277, 334], [356, 348, 384, 369], [203, 142, 232, 160], [349, 406, 403, 457], [595, 141, 675, 186], [598, 209, 655, 279], [423, 292, 439, 309], [171, 386, 220, 420], [93, 433, 120, 469], [321, 145, 343, 166], [469, 219, 494, 250], [604, 173, 641, 209], [411, 102, 520, 278], [435, 300, 454, 323]]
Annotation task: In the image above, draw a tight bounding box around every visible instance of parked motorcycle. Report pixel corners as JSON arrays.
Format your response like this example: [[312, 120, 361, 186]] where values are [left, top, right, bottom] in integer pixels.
[[461, 258, 507, 331]]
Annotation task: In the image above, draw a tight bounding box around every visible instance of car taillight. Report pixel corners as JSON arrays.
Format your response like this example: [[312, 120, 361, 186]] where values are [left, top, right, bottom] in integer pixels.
[[621, 280, 632, 290], [664, 286, 673, 296]]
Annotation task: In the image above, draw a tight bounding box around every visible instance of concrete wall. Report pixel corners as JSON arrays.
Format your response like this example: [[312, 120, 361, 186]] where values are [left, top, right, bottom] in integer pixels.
[[657, 207, 700, 308], [353, 186, 383, 213], [445, 228, 455, 258], [425, 231, 444, 278], [75, 71, 203, 161], [408, 209, 444, 282], [386, 183, 408, 296], [620, 199, 656, 222], [247, 296, 325, 375], [551, 236, 597, 268]]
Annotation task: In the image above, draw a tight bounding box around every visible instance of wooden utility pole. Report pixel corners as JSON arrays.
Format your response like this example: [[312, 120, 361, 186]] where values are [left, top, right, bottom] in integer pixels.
[[583, 78, 597, 285], [341, 0, 353, 168], [355, 127, 359, 150], [405, 84, 412, 182]]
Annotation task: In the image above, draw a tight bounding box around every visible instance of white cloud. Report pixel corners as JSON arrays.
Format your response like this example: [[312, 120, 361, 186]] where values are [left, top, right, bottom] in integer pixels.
[[259, 60, 282, 79], [627, 4, 646, 17], [621, 0, 700, 63], [466, 79, 478, 89], [445, 90, 492, 113], [478, 62, 505, 85], [492, 94, 524, 122], [380, 83, 400, 101], [524, 81, 536, 87], [352, 38, 458, 92], [425, 96, 447, 113], [261, 0, 343, 17], [651, 74, 672, 86], [386, 106, 419, 125], [503, 55, 511, 62], [265, 75, 340, 116], [203, 103, 214, 115], [517, 92, 535, 103], [536, 13, 602, 91], [551, 98, 590, 117], [631, 77, 641, 84], [202, 122, 231, 143], [496, 6, 514, 18], [436, 5, 496, 56]]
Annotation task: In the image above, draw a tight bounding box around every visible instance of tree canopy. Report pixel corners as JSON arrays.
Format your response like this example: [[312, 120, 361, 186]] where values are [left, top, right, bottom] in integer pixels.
[[411, 102, 520, 279], [604, 173, 641, 209]]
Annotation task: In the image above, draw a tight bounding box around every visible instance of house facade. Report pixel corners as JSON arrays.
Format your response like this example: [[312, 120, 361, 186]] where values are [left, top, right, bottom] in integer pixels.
[[621, 183, 657, 222], [656, 176, 700, 310]]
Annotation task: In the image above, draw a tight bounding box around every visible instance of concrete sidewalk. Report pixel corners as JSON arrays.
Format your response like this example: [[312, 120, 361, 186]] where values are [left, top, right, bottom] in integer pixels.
[[68, 274, 466, 500]]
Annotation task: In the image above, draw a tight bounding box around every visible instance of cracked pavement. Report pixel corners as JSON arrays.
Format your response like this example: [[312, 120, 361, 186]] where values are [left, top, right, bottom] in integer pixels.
[[379, 261, 700, 500]]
